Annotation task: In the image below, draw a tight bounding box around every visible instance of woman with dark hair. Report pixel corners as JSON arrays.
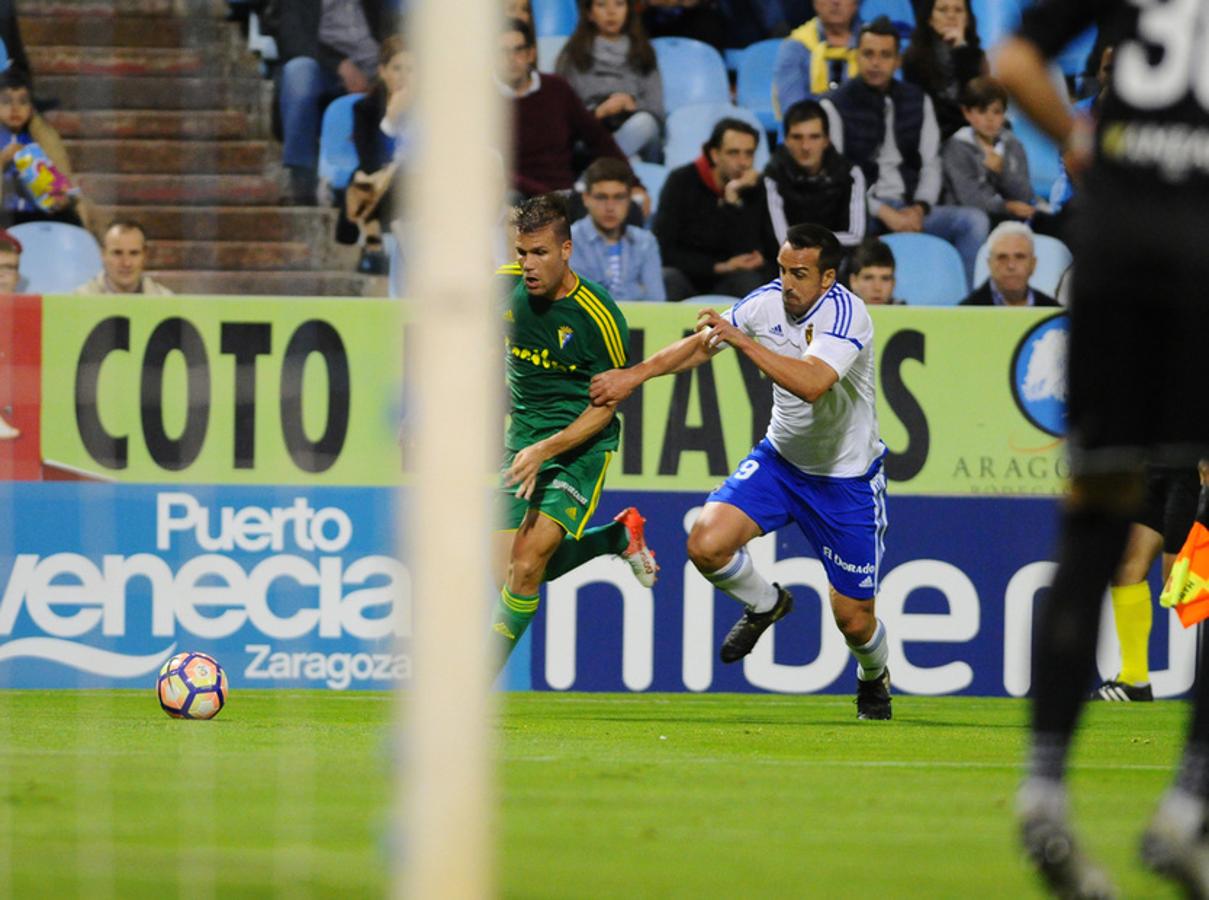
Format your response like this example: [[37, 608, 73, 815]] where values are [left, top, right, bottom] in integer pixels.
[[556, 0, 664, 161], [901, 0, 987, 140]]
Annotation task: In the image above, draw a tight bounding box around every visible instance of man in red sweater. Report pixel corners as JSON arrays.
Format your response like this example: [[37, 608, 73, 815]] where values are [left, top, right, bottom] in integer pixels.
[[499, 18, 638, 199]]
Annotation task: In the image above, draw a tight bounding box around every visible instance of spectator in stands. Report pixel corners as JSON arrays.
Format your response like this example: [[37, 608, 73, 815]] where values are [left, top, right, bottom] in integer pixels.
[[901, 0, 987, 140], [505, 0, 533, 24], [571, 158, 665, 300], [653, 117, 777, 300], [959, 221, 1058, 307], [822, 17, 989, 284], [268, 0, 395, 205], [0, 227, 22, 294], [74, 220, 173, 296], [0, 70, 90, 230], [773, 0, 860, 116], [0, 1, 33, 90], [340, 35, 411, 274], [499, 18, 641, 200], [641, 0, 728, 52], [847, 237, 903, 304], [556, 0, 664, 161], [764, 99, 865, 247], [942, 77, 1034, 224]]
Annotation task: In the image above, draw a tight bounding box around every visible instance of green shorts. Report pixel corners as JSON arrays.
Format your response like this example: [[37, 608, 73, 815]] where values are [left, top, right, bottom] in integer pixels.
[[498, 449, 613, 538]]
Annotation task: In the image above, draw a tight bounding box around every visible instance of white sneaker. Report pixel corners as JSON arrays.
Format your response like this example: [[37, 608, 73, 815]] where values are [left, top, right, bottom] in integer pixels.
[[613, 507, 658, 588], [0, 414, 19, 439]]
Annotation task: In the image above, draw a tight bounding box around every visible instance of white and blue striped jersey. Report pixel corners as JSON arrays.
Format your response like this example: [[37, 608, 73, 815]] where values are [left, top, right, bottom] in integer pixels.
[[725, 279, 883, 477]]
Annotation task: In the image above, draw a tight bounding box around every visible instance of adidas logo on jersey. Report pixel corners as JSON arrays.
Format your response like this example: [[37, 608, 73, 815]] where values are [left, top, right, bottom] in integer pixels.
[[859, 575, 874, 589], [770, 324, 783, 335]]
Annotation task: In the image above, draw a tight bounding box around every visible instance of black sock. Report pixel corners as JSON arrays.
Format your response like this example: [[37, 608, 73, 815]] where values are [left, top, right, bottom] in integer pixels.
[[1029, 507, 1130, 779]]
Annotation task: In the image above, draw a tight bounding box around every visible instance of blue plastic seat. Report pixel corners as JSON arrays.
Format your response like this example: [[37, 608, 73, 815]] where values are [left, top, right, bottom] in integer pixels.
[[630, 160, 669, 220], [317, 92, 365, 191], [653, 37, 730, 113], [735, 38, 781, 134], [1055, 25, 1097, 76], [1008, 105, 1062, 199], [532, 0, 579, 37], [879, 233, 969, 306], [859, 0, 915, 36], [537, 34, 569, 72], [973, 233, 1073, 296], [664, 103, 771, 172], [969, 0, 1024, 51], [10, 222, 103, 294]]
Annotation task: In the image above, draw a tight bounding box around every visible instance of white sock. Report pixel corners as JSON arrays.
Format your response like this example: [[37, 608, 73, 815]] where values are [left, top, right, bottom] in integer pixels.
[[849, 618, 887, 681], [703, 547, 778, 613]]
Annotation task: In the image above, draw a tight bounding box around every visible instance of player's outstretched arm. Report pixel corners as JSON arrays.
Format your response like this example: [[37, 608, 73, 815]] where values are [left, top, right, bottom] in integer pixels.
[[698, 309, 839, 403], [589, 309, 723, 406], [504, 404, 616, 500]]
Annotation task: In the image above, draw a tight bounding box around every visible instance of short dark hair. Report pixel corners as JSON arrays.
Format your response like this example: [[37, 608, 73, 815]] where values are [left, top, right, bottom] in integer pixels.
[[0, 68, 31, 93], [0, 228, 22, 255], [504, 17, 535, 48], [960, 75, 1008, 110], [104, 219, 147, 243], [859, 15, 901, 51], [782, 100, 830, 137], [785, 224, 843, 275], [583, 157, 634, 191], [703, 117, 759, 157], [849, 238, 896, 275], [513, 193, 571, 243]]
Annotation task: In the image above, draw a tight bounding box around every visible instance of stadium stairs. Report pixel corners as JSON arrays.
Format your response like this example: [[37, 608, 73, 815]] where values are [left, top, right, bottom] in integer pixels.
[[21, 0, 375, 297]]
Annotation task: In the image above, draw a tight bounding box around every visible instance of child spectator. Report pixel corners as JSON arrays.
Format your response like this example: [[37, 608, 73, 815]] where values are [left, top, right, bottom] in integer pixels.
[[340, 35, 411, 274], [901, 0, 987, 140], [847, 237, 903, 304], [942, 76, 1035, 224], [0, 70, 89, 230], [571, 157, 665, 300], [557, 0, 664, 161], [505, 0, 532, 24]]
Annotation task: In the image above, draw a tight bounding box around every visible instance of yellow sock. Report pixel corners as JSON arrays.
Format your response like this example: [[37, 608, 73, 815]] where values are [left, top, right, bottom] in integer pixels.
[[1112, 581, 1153, 686]]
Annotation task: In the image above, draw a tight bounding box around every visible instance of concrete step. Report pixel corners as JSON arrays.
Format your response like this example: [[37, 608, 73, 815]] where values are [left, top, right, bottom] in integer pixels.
[[38, 75, 266, 111], [25, 0, 226, 17], [77, 173, 281, 206], [21, 15, 225, 47], [152, 269, 376, 298], [65, 140, 272, 175], [29, 46, 221, 78], [45, 109, 254, 140], [148, 241, 319, 271], [94, 205, 337, 244]]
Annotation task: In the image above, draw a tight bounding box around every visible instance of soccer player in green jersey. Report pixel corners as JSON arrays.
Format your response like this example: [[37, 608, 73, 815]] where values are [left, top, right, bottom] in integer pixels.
[[492, 194, 657, 666]]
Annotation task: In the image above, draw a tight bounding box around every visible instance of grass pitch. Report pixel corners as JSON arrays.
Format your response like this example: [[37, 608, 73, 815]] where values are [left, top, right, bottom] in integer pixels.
[[0, 690, 1190, 897]]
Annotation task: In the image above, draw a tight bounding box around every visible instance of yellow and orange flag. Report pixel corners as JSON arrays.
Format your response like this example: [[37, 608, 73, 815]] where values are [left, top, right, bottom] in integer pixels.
[[1161, 522, 1209, 627]]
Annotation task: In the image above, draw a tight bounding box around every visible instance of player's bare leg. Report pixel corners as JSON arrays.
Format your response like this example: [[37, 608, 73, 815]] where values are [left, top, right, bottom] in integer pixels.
[[830, 588, 890, 719], [492, 511, 565, 662], [687, 501, 794, 663], [1018, 471, 1140, 900]]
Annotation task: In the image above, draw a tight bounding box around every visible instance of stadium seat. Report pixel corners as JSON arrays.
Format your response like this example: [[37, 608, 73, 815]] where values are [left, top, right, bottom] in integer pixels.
[[9, 222, 102, 294], [532, 0, 579, 37], [1008, 104, 1062, 199], [537, 34, 569, 72], [879, 233, 968, 306], [664, 103, 771, 172], [247, 12, 277, 62], [972, 233, 1073, 296], [652, 37, 730, 113], [1055, 25, 1097, 77], [735, 38, 781, 134], [630, 160, 669, 219], [969, 0, 1023, 51], [317, 92, 365, 192], [859, 0, 915, 36]]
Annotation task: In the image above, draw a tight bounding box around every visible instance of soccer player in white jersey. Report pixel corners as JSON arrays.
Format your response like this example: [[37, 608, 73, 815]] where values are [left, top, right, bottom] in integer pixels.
[[590, 223, 891, 719]]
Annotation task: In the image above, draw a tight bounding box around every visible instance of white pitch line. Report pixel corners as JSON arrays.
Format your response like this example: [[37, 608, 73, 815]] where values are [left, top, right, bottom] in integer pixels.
[[500, 755, 1172, 772]]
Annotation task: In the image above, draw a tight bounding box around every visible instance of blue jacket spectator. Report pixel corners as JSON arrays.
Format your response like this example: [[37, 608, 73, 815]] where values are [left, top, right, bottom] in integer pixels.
[[773, 0, 859, 116], [571, 158, 665, 301]]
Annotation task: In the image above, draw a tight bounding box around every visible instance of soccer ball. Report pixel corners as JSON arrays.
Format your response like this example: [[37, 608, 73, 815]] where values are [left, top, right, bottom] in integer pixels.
[[157, 651, 228, 720]]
